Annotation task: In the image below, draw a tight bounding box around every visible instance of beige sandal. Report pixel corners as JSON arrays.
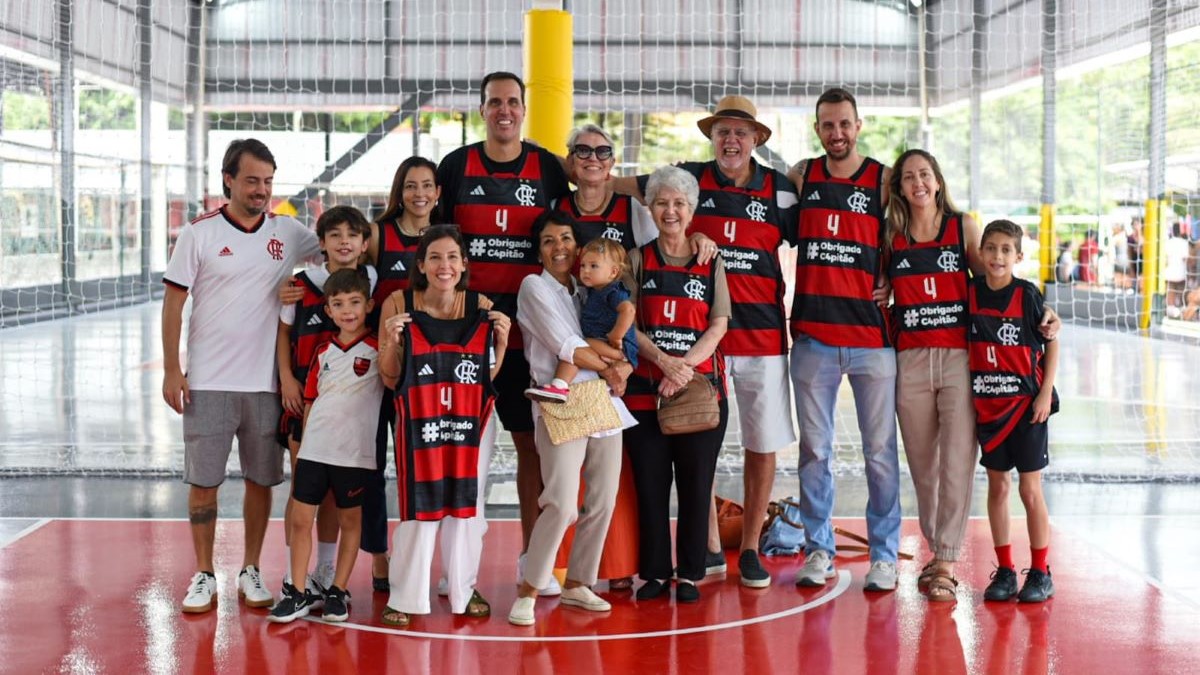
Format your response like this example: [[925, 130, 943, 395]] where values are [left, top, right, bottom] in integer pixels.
[[381, 607, 411, 627], [927, 573, 959, 602], [917, 560, 939, 592]]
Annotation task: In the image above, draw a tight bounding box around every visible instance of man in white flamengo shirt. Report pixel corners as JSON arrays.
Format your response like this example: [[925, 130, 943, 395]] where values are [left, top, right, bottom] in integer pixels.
[[162, 138, 321, 614]]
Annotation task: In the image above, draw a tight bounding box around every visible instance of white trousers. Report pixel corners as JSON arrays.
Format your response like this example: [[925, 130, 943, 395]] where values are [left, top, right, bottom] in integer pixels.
[[387, 416, 495, 614]]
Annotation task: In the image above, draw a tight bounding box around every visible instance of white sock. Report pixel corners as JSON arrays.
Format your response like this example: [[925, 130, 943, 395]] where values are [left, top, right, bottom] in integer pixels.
[[318, 541, 336, 568], [551, 378, 569, 390]]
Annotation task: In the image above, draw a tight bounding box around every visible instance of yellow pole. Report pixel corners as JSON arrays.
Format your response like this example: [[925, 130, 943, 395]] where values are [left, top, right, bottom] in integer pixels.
[[523, 6, 572, 156], [1139, 198, 1162, 330], [1038, 203, 1055, 291]]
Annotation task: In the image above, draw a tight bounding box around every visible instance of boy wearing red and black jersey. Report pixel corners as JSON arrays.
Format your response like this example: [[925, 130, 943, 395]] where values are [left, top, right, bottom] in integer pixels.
[[275, 206, 376, 595], [968, 220, 1059, 604]]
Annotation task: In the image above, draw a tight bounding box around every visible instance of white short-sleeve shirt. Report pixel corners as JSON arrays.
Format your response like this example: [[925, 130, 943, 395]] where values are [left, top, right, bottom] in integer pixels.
[[164, 207, 321, 392], [299, 335, 384, 469]]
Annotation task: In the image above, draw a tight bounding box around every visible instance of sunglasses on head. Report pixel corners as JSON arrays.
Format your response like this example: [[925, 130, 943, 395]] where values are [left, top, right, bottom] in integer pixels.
[[571, 144, 614, 161]]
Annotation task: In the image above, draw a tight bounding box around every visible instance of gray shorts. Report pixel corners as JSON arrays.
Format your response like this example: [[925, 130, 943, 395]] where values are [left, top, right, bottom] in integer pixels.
[[183, 390, 284, 488]]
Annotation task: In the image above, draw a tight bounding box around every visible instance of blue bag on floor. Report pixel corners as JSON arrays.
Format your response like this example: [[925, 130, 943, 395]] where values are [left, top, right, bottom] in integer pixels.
[[760, 498, 806, 556]]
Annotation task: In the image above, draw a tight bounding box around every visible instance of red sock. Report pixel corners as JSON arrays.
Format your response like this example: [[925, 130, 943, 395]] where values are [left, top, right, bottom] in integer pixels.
[[1031, 546, 1049, 573], [995, 544, 1014, 570]]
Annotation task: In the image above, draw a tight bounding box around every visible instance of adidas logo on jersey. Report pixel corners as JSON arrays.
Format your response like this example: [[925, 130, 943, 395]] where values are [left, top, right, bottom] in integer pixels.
[[700, 198, 716, 209], [642, 279, 657, 290], [391, 259, 406, 272], [417, 363, 435, 377], [306, 314, 324, 327], [896, 258, 912, 269], [807, 191, 821, 201], [218, 246, 233, 256], [470, 185, 486, 196]]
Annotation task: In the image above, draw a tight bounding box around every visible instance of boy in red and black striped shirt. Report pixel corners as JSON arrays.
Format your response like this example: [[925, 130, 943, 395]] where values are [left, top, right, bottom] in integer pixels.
[[968, 220, 1059, 603]]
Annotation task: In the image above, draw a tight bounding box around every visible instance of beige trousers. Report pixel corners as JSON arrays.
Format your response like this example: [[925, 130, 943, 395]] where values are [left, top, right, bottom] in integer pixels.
[[896, 347, 977, 561], [522, 418, 622, 590]]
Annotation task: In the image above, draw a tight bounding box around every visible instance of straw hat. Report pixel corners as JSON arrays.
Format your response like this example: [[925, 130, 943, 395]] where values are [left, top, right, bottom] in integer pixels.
[[697, 95, 772, 145]]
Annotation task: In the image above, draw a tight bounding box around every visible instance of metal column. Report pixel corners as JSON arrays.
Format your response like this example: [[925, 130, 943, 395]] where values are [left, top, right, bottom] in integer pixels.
[[56, 0, 77, 312], [138, 0, 152, 295]]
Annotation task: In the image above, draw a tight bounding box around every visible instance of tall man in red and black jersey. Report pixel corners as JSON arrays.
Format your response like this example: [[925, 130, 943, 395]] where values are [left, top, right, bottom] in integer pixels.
[[610, 96, 798, 589], [435, 72, 572, 563], [787, 88, 902, 592]]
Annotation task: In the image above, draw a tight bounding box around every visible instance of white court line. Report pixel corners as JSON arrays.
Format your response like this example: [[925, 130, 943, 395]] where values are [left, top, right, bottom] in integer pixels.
[[0, 518, 50, 550], [1052, 516, 1200, 613], [312, 570, 852, 642]]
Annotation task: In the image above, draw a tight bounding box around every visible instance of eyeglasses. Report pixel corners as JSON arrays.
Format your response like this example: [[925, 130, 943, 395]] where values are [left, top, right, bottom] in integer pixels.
[[571, 144, 614, 161]]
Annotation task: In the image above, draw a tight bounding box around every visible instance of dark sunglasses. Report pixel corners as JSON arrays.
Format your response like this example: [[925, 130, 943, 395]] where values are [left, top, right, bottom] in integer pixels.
[[571, 144, 614, 161]]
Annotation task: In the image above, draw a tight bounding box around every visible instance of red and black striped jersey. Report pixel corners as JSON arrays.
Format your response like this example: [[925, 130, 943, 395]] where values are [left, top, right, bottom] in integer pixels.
[[623, 243, 725, 412], [889, 212, 970, 350], [394, 291, 496, 521], [791, 156, 890, 348], [558, 192, 637, 250], [967, 277, 1051, 452], [688, 162, 792, 357], [289, 270, 336, 389], [448, 143, 559, 349], [373, 219, 420, 307]]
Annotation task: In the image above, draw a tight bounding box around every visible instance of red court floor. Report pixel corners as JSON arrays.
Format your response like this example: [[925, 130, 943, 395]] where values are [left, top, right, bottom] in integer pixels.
[[1, 518, 1196, 674]]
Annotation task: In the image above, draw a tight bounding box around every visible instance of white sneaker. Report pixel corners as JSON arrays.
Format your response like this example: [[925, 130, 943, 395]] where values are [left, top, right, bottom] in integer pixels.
[[508, 596, 536, 626], [312, 561, 336, 593], [181, 572, 217, 613], [795, 550, 836, 587], [304, 575, 325, 611], [863, 560, 898, 592], [516, 553, 563, 597], [559, 586, 611, 612], [237, 565, 274, 608]]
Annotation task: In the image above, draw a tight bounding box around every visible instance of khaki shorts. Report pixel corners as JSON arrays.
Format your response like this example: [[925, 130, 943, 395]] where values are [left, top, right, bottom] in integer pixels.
[[183, 390, 284, 488], [725, 354, 797, 454]]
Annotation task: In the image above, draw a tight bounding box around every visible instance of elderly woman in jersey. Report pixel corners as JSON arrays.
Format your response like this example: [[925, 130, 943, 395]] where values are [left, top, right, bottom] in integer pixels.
[[376, 224, 511, 627], [624, 166, 730, 604], [508, 210, 637, 627], [886, 149, 1058, 602]]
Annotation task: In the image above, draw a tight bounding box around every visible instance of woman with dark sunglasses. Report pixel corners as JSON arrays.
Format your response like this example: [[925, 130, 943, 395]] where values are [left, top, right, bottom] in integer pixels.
[[556, 124, 657, 252]]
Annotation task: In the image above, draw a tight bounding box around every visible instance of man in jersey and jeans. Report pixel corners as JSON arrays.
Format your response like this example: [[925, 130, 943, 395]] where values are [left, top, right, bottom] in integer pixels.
[[162, 139, 321, 613], [787, 88, 901, 592], [436, 71, 572, 594], [610, 95, 798, 588]]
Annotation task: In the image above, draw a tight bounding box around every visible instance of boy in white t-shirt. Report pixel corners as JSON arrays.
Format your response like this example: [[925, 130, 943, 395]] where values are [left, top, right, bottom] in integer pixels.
[[269, 269, 384, 623]]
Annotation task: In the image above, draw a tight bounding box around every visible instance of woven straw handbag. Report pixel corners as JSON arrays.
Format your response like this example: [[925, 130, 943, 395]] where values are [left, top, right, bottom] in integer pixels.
[[538, 378, 623, 445]]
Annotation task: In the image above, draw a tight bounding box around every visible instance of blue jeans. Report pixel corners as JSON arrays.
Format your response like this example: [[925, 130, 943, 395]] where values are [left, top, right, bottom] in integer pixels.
[[790, 334, 900, 562]]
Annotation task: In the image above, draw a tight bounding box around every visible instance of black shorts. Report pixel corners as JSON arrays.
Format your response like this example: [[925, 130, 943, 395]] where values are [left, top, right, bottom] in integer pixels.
[[492, 347, 534, 433], [292, 458, 372, 509], [980, 409, 1050, 474]]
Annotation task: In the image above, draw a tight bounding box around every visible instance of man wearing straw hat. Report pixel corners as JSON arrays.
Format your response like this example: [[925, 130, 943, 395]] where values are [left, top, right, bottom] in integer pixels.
[[613, 95, 799, 590]]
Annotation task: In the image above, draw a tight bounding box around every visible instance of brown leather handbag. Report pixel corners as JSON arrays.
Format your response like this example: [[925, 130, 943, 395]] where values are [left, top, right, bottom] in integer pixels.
[[656, 370, 720, 435]]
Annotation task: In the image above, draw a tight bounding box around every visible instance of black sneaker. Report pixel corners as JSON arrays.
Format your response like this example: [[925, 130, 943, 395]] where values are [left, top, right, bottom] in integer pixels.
[[738, 550, 771, 588], [636, 579, 670, 601], [267, 582, 312, 623], [322, 585, 351, 622], [704, 550, 727, 576], [984, 567, 1019, 602], [1017, 567, 1055, 603], [675, 581, 701, 603]]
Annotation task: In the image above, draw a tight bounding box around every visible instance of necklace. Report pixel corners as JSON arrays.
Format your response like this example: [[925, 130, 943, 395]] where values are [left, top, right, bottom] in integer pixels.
[[396, 218, 424, 238], [574, 190, 610, 216]]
